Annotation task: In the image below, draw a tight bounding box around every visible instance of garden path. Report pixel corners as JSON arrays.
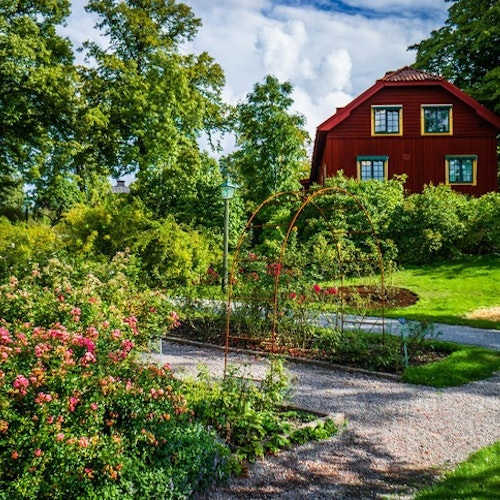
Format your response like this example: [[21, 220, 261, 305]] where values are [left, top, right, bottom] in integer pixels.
[[149, 339, 500, 499], [318, 314, 500, 350]]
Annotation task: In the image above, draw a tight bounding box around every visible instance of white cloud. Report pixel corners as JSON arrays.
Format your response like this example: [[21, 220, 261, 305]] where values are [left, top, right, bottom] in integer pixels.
[[60, 0, 97, 48], [315, 49, 353, 93], [62, 0, 448, 144], [257, 20, 311, 80]]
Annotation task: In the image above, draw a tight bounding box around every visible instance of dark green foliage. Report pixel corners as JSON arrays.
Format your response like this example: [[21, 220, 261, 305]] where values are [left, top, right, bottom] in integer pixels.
[[184, 359, 291, 460], [57, 198, 217, 287], [31, 172, 87, 225], [0, 174, 24, 221], [383, 184, 500, 265], [135, 216, 216, 288], [411, 0, 500, 114], [287, 175, 405, 279], [388, 185, 500, 264], [83, 0, 228, 223], [0, 0, 77, 182], [117, 425, 231, 499], [0, 217, 63, 280], [227, 75, 310, 209], [183, 359, 338, 462], [310, 327, 446, 374], [0, 0, 94, 222], [389, 184, 469, 264], [0, 0, 230, 224], [322, 173, 407, 238], [132, 152, 227, 228], [460, 192, 500, 255], [250, 177, 500, 269], [59, 197, 152, 258]]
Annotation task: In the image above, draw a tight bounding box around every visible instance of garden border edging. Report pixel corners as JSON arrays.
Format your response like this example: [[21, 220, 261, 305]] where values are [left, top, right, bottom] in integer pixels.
[[162, 336, 402, 382]]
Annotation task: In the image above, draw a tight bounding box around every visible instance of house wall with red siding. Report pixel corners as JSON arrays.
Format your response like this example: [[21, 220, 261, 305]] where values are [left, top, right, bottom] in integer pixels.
[[319, 85, 498, 195]]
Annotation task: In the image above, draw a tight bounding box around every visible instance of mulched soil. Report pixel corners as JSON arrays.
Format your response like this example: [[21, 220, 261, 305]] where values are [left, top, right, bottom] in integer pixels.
[[337, 285, 418, 309]]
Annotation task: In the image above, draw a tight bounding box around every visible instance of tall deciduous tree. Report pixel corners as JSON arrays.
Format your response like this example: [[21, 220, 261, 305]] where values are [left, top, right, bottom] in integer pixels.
[[410, 0, 500, 114], [228, 75, 310, 208], [0, 0, 79, 216], [82, 0, 228, 223]]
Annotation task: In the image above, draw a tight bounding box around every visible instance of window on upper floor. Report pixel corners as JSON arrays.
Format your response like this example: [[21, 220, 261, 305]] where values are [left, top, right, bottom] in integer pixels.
[[371, 105, 402, 135], [421, 105, 453, 134], [357, 156, 388, 181], [445, 155, 477, 185]]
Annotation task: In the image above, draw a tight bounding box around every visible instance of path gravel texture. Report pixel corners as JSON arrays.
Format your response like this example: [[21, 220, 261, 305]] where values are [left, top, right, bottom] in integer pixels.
[[148, 338, 500, 499]]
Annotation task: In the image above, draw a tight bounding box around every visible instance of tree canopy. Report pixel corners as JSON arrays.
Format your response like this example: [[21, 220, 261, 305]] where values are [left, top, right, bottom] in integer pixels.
[[0, 2, 313, 229], [0, 0, 78, 214], [410, 0, 500, 114], [82, 0, 226, 174], [227, 75, 311, 208], [80, 0, 228, 222], [0, 0, 231, 223]]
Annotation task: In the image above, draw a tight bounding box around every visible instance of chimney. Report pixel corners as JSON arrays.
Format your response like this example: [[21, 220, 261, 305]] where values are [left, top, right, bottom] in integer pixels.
[[112, 179, 130, 194]]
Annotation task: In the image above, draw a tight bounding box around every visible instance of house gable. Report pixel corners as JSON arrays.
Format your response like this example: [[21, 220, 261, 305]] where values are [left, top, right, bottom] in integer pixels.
[[310, 67, 500, 195]]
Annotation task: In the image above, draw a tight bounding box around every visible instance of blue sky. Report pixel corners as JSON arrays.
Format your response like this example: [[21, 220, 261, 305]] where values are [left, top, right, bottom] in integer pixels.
[[62, 0, 448, 142], [273, 0, 445, 19]]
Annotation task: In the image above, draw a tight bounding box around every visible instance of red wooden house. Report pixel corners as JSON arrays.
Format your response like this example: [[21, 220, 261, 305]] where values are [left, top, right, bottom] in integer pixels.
[[308, 66, 500, 195]]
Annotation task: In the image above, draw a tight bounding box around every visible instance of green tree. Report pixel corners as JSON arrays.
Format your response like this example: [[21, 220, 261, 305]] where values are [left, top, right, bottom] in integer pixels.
[[228, 75, 311, 208], [0, 172, 23, 221], [410, 0, 500, 113], [31, 172, 87, 226], [0, 0, 78, 193], [82, 0, 228, 223]]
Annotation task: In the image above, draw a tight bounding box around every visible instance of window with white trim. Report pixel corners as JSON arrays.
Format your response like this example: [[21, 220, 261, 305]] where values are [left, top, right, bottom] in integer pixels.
[[421, 105, 453, 134], [356, 156, 388, 181], [445, 155, 477, 185], [371, 105, 402, 135]]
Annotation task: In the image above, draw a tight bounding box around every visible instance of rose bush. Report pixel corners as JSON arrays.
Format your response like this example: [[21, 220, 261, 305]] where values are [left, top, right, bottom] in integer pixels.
[[0, 250, 180, 347], [0, 320, 230, 499], [0, 258, 230, 499]]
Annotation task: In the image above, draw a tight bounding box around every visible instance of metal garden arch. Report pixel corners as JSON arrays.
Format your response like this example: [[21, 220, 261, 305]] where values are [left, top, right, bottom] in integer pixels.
[[224, 187, 386, 374]]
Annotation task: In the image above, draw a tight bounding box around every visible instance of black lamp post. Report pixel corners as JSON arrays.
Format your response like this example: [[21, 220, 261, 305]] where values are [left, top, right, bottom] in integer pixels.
[[220, 178, 238, 292], [22, 199, 31, 225]]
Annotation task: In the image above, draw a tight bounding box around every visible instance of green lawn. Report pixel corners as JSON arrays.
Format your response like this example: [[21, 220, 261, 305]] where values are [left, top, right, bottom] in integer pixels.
[[402, 344, 500, 387], [415, 441, 500, 499], [384, 255, 500, 329]]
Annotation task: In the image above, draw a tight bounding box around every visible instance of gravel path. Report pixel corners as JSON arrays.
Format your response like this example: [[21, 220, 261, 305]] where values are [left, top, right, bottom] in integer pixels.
[[148, 340, 500, 499]]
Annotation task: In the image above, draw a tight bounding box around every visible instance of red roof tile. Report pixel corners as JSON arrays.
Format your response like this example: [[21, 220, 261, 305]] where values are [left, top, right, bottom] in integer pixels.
[[380, 66, 443, 82]]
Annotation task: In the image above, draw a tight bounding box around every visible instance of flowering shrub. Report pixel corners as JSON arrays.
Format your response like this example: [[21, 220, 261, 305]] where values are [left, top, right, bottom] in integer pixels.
[[0, 255, 230, 498], [0, 320, 230, 499], [0, 252, 180, 347]]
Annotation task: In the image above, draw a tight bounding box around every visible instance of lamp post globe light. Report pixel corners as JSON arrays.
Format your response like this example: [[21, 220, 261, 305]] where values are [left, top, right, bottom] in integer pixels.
[[220, 178, 238, 292]]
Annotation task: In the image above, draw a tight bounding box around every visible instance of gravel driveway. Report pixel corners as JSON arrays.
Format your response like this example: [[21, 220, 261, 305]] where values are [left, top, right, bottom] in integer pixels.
[[148, 340, 500, 499]]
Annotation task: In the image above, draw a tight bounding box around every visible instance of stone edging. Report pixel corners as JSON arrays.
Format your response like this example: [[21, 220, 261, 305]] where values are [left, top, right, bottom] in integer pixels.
[[161, 336, 402, 382]]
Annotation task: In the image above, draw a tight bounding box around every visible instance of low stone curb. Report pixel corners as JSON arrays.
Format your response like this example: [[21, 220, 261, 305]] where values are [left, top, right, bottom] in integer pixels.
[[161, 335, 402, 382]]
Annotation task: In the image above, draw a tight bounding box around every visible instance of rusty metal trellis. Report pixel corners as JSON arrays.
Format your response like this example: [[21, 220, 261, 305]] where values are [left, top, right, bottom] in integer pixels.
[[224, 187, 386, 375]]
